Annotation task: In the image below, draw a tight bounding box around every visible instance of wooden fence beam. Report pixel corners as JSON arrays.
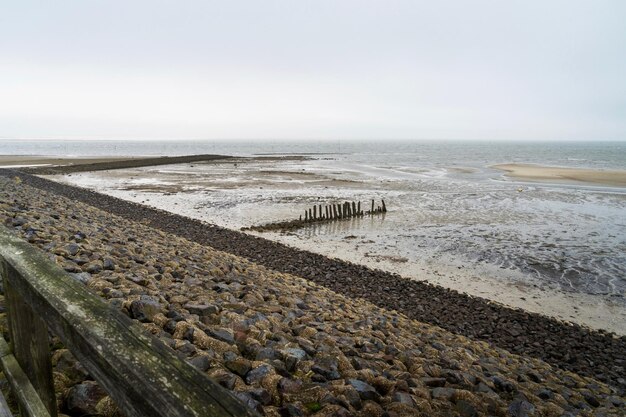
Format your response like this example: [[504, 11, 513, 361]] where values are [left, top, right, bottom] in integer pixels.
[[0, 227, 259, 417], [0, 391, 12, 417], [0, 337, 51, 417], [2, 261, 57, 417]]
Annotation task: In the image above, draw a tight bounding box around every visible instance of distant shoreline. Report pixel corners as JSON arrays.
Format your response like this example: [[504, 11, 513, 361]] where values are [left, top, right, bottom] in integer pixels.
[[493, 163, 626, 187]]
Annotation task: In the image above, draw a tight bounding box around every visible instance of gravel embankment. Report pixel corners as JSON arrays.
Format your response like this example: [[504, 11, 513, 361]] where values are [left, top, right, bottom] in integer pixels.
[[3, 169, 626, 389], [1, 175, 624, 417]]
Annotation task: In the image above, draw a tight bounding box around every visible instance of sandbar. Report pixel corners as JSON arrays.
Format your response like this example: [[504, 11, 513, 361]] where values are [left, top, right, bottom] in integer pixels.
[[493, 163, 626, 187], [0, 155, 134, 168]]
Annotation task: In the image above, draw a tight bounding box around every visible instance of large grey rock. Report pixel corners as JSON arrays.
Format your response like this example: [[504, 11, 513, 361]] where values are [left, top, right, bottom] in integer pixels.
[[83, 260, 103, 273], [282, 348, 307, 371], [347, 379, 380, 401], [248, 388, 272, 405], [508, 399, 535, 417], [129, 295, 161, 322], [69, 272, 92, 285], [582, 392, 600, 407], [209, 328, 235, 344], [184, 303, 219, 316], [255, 347, 280, 361], [66, 243, 81, 256], [279, 404, 304, 417], [233, 392, 264, 414], [103, 258, 116, 270], [392, 391, 415, 406], [225, 357, 252, 377], [431, 387, 457, 400], [456, 399, 478, 417], [65, 381, 107, 416], [311, 357, 340, 380], [188, 355, 211, 372], [422, 377, 447, 387], [245, 364, 273, 384]]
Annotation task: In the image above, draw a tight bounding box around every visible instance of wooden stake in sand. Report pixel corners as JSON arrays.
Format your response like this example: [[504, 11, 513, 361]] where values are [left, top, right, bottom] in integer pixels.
[[247, 199, 388, 231]]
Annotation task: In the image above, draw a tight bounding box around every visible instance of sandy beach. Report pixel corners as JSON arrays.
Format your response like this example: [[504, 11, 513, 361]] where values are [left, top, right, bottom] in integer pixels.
[[0, 155, 134, 168], [493, 163, 626, 187]]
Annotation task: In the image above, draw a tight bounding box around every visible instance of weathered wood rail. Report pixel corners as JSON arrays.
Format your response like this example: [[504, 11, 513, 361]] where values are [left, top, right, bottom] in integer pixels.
[[244, 199, 387, 232], [0, 226, 259, 417]]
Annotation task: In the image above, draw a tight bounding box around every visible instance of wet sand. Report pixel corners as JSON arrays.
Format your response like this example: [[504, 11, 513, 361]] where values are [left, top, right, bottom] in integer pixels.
[[261, 229, 626, 335], [493, 163, 626, 187], [43, 158, 626, 336], [0, 155, 134, 168]]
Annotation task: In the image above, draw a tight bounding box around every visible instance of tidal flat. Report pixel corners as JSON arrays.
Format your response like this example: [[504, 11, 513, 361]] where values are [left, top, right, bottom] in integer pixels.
[[48, 156, 626, 335]]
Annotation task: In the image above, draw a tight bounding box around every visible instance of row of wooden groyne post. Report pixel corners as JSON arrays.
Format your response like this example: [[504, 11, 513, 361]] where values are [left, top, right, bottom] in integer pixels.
[[301, 199, 387, 223], [244, 199, 388, 232]]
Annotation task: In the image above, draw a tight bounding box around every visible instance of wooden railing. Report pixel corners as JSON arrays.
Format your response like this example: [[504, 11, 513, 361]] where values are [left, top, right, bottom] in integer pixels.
[[0, 226, 259, 417]]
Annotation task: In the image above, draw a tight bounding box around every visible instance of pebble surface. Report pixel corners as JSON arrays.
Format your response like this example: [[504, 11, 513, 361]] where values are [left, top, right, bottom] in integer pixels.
[[0, 173, 625, 417]]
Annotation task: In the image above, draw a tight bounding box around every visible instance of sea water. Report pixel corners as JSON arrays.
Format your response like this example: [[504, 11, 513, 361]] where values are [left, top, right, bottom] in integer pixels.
[[1, 139, 626, 170]]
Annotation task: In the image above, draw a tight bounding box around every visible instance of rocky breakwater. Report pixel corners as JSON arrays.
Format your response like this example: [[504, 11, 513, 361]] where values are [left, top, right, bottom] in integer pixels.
[[5, 170, 625, 390], [0, 176, 624, 417]]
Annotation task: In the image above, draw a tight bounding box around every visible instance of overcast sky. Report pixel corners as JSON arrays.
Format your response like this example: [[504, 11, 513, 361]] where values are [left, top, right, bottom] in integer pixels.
[[1, 1, 625, 141]]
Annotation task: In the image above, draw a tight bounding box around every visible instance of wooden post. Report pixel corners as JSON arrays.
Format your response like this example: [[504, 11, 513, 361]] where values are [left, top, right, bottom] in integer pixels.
[[299, 215, 302, 222], [351, 202, 357, 217], [357, 201, 361, 215], [0, 337, 52, 417], [0, 390, 11, 417], [338, 204, 343, 219], [371, 200, 375, 215], [2, 261, 58, 417], [305, 211, 308, 222], [333, 205, 338, 219], [382, 200, 387, 213], [313, 206, 317, 220], [319, 205, 323, 220], [309, 208, 312, 220]]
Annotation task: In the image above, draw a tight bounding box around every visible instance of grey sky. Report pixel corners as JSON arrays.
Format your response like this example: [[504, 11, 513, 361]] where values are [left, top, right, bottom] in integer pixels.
[[1, 1, 625, 141]]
